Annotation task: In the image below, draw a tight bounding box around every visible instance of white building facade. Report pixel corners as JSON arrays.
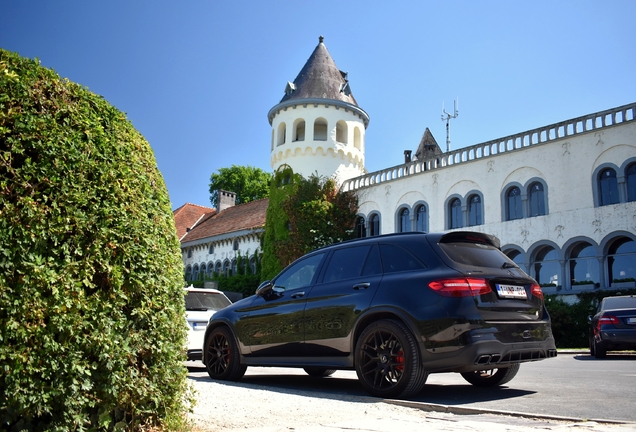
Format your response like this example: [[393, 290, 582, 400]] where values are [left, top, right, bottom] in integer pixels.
[[267, 37, 636, 295]]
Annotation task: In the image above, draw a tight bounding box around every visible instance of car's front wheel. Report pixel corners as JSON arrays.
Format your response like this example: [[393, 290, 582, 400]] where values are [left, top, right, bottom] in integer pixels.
[[204, 326, 247, 381], [461, 363, 520, 387], [355, 319, 428, 398]]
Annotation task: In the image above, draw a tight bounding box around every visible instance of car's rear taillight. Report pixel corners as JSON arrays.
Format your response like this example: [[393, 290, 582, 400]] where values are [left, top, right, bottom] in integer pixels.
[[599, 315, 620, 325], [428, 278, 492, 297], [530, 283, 544, 300]]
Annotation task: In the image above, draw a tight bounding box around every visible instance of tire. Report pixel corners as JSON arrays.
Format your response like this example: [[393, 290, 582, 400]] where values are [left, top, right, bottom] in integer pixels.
[[204, 326, 247, 381], [304, 368, 337, 378], [593, 339, 607, 358], [589, 335, 596, 356], [355, 320, 428, 398], [461, 363, 520, 387]]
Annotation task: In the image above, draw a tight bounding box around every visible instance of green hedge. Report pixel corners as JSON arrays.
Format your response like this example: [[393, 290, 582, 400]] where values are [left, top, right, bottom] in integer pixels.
[[545, 289, 636, 348], [0, 50, 190, 430]]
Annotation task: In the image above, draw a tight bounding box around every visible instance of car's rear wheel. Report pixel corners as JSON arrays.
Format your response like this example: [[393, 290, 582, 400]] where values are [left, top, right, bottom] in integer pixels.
[[593, 339, 607, 358], [304, 367, 337, 377], [204, 326, 247, 381], [355, 320, 428, 398], [461, 363, 520, 387]]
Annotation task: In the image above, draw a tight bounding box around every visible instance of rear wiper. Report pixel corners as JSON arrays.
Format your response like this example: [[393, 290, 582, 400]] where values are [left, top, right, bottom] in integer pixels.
[[501, 262, 518, 269]]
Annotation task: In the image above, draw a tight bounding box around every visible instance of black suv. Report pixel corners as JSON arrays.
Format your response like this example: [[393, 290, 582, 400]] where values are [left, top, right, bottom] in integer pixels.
[[203, 231, 557, 398]]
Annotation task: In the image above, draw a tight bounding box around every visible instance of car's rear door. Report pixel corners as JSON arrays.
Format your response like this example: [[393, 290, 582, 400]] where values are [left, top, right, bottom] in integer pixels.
[[303, 244, 383, 356]]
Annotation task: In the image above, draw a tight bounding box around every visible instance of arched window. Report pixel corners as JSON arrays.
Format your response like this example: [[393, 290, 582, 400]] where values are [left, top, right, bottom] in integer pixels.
[[468, 195, 482, 226], [449, 198, 463, 229], [231, 259, 237, 276], [598, 168, 619, 206], [626, 163, 636, 202], [608, 238, 636, 285], [528, 182, 546, 217], [336, 121, 348, 144], [533, 246, 560, 287], [354, 127, 362, 150], [506, 187, 523, 220], [568, 243, 599, 286], [185, 265, 192, 282], [277, 123, 286, 146], [398, 208, 410, 232], [222, 260, 230, 276], [214, 261, 222, 276], [208, 244, 214, 254], [193, 264, 200, 280], [294, 120, 305, 142], [369, 214, 380, 237], [355, 216, 366, 238], [314, 118, 327, 141], [415, 205, 427, 232], [187, 248, 192, 258], [233, 240, 239, 251], [505, 249, 525, 269]]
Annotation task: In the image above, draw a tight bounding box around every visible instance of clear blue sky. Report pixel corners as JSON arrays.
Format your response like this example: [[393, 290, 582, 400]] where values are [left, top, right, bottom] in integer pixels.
[[2, 1, 635, 209]]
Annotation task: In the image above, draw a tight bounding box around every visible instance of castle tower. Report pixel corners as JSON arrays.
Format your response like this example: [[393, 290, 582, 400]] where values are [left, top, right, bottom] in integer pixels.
[[267, 36, 369, 185]]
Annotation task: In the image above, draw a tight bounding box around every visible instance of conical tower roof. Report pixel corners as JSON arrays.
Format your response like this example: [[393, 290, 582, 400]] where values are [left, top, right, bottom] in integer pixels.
[[414, 128, 443, 160], [279, 36, 358, 106]]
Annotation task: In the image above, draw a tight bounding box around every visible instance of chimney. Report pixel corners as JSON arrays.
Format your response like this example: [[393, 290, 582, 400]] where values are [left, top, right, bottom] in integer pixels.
[[404, 150, 412, 164], [217, 190, 236, 212]]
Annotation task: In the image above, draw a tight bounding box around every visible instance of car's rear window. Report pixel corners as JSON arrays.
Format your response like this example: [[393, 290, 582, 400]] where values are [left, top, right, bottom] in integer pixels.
[[185, 291, 231, 311], [439, 241, 515, 268], [602, 297, 636, 310]]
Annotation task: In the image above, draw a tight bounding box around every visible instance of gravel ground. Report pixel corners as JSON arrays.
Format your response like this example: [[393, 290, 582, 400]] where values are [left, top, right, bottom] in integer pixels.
[[187, 368, 636, 432]]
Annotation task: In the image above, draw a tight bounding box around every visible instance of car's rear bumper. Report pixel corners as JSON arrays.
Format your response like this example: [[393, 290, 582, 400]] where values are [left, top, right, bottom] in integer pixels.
[[420, 333, 557, 373], [599, 328, 636, 349]]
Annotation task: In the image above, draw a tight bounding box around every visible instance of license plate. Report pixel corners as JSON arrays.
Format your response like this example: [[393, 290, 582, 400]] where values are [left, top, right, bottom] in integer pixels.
[[627, 317, 636, 325], [192, 322, 207, 330], [496, 284, 527, 299]]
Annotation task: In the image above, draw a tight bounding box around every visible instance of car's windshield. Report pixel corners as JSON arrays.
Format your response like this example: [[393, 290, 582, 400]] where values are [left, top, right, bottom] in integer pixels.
[[185, 291, 231, 311]]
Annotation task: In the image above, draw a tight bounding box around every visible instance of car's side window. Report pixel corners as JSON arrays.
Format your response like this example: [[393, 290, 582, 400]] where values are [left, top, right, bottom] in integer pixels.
[[361, 245, 382, 276], [380, 244, 425, 273], [323, 246, 372, 283], [274, 253, 325, 291]]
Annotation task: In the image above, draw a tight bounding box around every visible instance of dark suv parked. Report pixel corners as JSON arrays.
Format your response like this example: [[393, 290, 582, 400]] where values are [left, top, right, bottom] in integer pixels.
[[203, 231, 557, 398]]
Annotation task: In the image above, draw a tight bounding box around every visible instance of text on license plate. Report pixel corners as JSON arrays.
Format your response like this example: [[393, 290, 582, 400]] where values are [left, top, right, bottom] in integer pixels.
[[627, 317, 636, 325], [496, 284, 527, 299]]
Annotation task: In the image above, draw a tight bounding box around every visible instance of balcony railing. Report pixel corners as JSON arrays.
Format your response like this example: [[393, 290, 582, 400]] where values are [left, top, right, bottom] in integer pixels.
[[342, 102, 636, 192]]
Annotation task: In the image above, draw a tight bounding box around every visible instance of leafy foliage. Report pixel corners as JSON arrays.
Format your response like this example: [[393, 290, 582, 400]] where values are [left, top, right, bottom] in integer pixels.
[[0, 49, 191, 430], [208, 164, 272, 207], [261, 166, 358, 280], [545, 289, 636, 348]]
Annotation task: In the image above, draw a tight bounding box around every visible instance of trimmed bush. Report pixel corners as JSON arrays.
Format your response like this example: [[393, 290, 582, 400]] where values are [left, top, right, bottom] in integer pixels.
[[0, 50, 190, 430]]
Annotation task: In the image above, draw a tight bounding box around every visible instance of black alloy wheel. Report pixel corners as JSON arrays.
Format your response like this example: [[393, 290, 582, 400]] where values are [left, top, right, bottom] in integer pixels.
[[204, 326, 247, 381], [460, 363, 520, 387], [355, 319, 428, 398], [303, 368, 337, 377]]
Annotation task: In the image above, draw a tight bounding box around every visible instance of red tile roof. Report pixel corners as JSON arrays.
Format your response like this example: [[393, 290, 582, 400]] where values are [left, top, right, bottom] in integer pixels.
[[177, 198, 269, 244], [172, 203, 216, 240]]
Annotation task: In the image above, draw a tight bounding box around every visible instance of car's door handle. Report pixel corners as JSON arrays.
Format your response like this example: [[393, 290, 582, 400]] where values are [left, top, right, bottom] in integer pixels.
[[353, 283, 371, 290], [291, 292, 305, 299]]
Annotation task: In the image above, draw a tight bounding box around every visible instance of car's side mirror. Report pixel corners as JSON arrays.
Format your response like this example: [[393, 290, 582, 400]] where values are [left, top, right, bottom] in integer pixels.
[[256, 281, 273, 297]]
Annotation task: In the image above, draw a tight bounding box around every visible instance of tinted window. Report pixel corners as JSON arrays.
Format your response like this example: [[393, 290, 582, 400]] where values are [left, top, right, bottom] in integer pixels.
[[274, 253, 325, 291], [185, 292, 231, 311], [380, 244, 425, 273], [323, 246, 372, 282], [440, 241, 514, 268], [361, 245, 382, 276], [603, 297, 636, 310]]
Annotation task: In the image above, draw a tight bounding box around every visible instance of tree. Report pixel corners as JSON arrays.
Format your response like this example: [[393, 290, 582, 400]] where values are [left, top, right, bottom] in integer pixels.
[[0, 49, 190, 430], [261, 166, 359, 280], [208, 165, 272, 207]]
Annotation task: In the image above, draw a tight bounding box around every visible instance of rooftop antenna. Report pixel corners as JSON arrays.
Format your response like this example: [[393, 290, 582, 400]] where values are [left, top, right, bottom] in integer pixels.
[[441, 98, 459, 153]]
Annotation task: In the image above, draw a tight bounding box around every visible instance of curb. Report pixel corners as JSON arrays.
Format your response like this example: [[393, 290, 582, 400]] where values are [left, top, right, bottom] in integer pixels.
[[384, 399, 635, 426]]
